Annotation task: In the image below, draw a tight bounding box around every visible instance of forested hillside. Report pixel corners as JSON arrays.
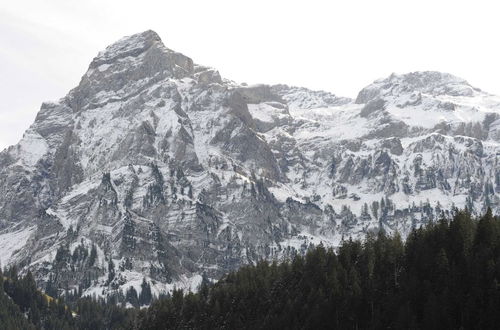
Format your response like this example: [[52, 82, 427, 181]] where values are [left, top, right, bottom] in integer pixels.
[[2, 209, 500, 329], [139, 208, 500, 329], [0, 267, 136, 329]]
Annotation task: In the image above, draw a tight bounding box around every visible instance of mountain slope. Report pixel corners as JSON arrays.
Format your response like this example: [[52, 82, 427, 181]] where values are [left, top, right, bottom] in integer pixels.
[[1, 30, 500, 297]]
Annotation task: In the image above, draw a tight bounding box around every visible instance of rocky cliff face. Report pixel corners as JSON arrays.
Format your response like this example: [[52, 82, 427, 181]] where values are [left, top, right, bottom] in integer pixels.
[[1, 30, 500, 298]]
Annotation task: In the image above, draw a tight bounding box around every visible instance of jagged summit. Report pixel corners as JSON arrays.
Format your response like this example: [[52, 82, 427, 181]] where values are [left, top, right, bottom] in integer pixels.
[[1, 31, 500, 300], [91, 30, 164, 66], [68, 30, 199, 112]]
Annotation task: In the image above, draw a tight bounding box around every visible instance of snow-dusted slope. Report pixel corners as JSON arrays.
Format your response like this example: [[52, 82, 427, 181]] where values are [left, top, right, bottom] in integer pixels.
[[1, 30, 500, 298]]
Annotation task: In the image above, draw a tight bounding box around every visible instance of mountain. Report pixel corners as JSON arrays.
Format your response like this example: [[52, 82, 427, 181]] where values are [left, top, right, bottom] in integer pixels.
[[1, 30, 500, 298]]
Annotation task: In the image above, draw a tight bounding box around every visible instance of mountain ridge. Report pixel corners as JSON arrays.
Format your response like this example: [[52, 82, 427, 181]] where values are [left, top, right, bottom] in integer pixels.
[[1, 30, 500, 298]]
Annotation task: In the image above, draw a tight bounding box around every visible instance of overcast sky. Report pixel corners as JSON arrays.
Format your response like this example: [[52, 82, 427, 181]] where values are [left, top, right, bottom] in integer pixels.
[[1, 0, 499, 150]]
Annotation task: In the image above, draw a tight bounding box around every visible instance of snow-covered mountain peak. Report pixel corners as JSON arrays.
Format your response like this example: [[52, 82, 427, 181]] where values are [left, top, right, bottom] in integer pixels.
[[92, 30, 163, 66], [353, 71, 500, 131], [356, 71, 479, 104], [68, 30, 197, 112]]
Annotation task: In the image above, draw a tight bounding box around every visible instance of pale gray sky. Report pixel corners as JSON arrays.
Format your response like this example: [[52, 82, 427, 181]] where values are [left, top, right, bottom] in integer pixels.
[[1, 0, 499, 150]]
